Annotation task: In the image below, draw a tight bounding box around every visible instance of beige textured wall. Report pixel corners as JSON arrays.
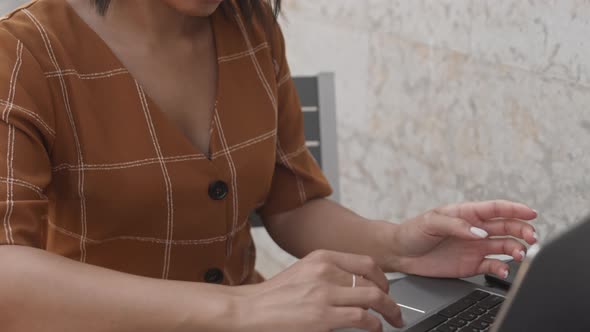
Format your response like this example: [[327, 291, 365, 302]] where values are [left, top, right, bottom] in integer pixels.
[[2, 1, 589, 277], [281, 0, 590, 225]]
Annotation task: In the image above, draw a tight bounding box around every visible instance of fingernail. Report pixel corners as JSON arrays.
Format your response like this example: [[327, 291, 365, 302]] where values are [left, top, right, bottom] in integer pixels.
[[533, 209, 539, 215], [503, 269, 509, 279], [519, 250, 526, 260], [533, 232, 538, 240], [470, 227, 489, 239]]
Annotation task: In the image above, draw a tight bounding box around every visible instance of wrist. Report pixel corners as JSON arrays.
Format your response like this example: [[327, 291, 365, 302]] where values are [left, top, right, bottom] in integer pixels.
[[230, 284, 268, 332], [371, 220, 406, 273], [218, 283, 268, 331], [179, 285, 244, 332], [222, 293, 242, 331], [226, 283, 259, 297]]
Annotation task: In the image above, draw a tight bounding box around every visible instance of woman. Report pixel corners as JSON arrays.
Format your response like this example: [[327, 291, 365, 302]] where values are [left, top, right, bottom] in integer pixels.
[[0, 0, 537, 331]]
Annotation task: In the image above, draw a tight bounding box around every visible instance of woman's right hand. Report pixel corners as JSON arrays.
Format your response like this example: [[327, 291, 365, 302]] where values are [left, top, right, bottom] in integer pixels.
[[236, 250, 404, 332]]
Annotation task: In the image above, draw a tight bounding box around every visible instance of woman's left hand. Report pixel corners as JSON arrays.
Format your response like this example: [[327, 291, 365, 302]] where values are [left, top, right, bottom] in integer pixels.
[[388, 200, 537, 279]]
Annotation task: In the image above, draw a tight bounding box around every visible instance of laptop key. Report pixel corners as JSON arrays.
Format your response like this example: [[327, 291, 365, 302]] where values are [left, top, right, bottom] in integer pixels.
[[435, 323, 459, 332], [489, 306, 501, 315], [404, 314, 447, 332], [458, 297, 478, 307], [467, 306, 487, 316], [438, 297, 477, 317], [438, 308, 457, 319], [480, 313, 496, 324], [466, 290, 490, 301], [458, 311, 478, 321], [478, 295, 504, 309], [448, 318, 468, 327], [467, 318, 491, 330], [461, 328, 481, 332]]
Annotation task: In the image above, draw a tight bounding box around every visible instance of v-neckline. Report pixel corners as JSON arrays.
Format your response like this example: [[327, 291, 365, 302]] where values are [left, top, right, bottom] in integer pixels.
[[62, 0, 223, 159]]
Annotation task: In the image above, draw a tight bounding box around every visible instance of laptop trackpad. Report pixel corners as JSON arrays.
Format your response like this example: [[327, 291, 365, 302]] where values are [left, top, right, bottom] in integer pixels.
[[337, 276, 478, 332], [385, 276, 478, 331]]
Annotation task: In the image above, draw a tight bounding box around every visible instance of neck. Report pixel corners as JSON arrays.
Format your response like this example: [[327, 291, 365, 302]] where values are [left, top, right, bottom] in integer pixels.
[[68, 0, 210, 44]]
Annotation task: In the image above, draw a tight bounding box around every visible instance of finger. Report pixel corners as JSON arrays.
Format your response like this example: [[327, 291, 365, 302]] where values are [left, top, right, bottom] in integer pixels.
[[477, 259, 510, 279], [480, 218, 537, 244], [483, 238, 527, 262], [313, 261, 379, 289], [355, 275, 380, 289], [329, 307, 383, 332], [328, 265, 381, 289], [422, 211, 490, 240], [346, 273, 380, 289], [440, 200, 537, 223], [331, 287, 404, 328], [310, 250, 389, 293]]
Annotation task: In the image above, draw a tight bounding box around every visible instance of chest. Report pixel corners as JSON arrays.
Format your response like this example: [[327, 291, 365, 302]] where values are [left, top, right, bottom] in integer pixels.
[[105, 32, 218, 155]]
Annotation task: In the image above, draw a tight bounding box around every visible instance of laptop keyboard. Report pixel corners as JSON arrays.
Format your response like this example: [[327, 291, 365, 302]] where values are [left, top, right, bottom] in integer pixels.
[[405, 290, 504, 332]]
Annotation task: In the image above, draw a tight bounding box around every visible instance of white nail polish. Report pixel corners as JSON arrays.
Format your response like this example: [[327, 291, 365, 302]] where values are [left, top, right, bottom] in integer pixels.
[[519, 250, 526, 259], [470, 227, 489, 239], [503, 270, 509, 279]]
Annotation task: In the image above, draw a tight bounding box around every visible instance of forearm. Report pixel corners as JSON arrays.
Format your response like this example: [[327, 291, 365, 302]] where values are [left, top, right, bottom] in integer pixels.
[[0, 245, 237, 332], [264, 199, 400, 271]]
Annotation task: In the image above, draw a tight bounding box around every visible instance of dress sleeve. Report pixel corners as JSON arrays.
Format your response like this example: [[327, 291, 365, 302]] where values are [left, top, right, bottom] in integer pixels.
[[257, 22, 333, 219], [0, 27, 55, 248]]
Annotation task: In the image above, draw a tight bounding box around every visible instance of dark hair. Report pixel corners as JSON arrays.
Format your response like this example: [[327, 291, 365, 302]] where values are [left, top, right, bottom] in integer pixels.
[[92, 1, 282, 25]]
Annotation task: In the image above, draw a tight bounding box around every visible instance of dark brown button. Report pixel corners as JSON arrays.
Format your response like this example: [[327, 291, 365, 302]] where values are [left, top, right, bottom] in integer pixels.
[[208, 181, 228, 200], [204, 268, 224, 284]]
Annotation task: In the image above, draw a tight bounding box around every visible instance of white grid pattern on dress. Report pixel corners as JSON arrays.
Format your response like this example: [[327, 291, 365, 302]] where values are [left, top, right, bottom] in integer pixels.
[[234, 15, 277, 112], [277, 140, 306, 203], [136, 82, 175, 279], [44, 68, 129, 80], [0, 98, 55, 136], [218, 42, 269, 63], [1, 40, 22, 244], [51, 128, 277, 172], [48, 216, 250, 246], [3, 125, 15, 244], [23, 9, 90, 262], [213, 108, 240, 255], [277, 71, 291, 88], [0, 176, 45, 199], [1, 40, 23, 121]]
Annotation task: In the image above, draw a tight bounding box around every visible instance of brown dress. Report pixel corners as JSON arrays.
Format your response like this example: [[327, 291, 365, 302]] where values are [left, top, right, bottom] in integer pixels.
[[0, 0, 332, 285]]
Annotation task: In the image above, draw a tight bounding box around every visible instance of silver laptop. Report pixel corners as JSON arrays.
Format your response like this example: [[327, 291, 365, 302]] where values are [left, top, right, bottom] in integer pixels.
[[343, 214, 590, 332]]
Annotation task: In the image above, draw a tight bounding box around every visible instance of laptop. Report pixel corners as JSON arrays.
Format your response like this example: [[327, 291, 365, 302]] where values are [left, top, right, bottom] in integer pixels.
[[342, 214, 590, 332]]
